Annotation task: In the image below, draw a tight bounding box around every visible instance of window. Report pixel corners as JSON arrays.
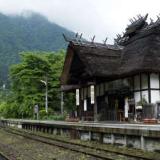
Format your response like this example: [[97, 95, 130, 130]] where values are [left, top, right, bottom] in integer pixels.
[[134, 92, 141, 104], [150, 73, 159, 89], [141, 74, 148, 89], [134, 75, 140, 90], [142, 91, 149, 103], [151, 90, 160, 103], [127, 77, 134, 90]]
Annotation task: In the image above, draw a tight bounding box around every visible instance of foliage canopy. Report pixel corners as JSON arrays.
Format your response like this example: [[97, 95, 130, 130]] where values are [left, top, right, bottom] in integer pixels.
[[0, 50, 75, 118]]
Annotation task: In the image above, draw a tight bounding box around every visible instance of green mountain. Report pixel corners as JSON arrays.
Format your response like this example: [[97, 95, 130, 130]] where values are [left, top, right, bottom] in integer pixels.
[[0, 12, 74, 86]]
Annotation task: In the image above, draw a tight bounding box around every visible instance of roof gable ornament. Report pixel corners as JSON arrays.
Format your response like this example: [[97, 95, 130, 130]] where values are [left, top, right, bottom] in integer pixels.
[[114, 13, 148, 46], [125, 13, 148, 36], [156, 15, 160, 23], [150, 18, 154, 25], [75, 32, 78, 38], [62, 32, 84, 44], [79, 33, 83, 39], [103, 37, 108, 45], [91, 35, 95, 43], [144, 14, 160, 30]]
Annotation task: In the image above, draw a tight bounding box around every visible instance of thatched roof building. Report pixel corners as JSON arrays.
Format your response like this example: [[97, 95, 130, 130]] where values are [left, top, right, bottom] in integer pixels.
[[61, 14, 160, 86], [60, 14, 160, 121]]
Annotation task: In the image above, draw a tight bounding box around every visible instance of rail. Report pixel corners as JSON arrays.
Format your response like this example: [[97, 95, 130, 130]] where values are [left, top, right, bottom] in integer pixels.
[[1, 126, 157, 160]]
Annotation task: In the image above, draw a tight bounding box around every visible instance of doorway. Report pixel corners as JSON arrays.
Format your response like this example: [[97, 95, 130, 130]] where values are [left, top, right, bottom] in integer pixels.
[[107, 94, 125, 121]]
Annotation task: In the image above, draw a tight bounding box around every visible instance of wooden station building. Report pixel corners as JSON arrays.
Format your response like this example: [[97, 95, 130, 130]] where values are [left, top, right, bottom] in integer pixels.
[[60, 14, 160, 121]]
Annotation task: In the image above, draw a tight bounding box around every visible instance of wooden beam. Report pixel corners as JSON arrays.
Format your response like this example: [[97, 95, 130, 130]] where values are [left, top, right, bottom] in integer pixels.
[[60, 47, 74, 85], [61, 85, 81, 91]]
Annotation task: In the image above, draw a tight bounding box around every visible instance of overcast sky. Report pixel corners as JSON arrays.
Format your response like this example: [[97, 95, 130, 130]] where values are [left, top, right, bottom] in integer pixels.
[[0, 0, 160, 43]]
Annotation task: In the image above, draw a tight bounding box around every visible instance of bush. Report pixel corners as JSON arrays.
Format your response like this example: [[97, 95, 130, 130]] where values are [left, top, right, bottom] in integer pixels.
[[39, 108, 54, 119], [41, 114, 65, 121], [39, 108, 66, 121], [39, 109, 47, 118], [0, 102, 7, 118], [0, 102, 20, 118]]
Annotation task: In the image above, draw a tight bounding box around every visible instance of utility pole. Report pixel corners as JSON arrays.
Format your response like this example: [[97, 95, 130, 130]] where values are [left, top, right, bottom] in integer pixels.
[[2, 84, 6, 102], [61, 91, 64, 115], [40, 77, 48, 113], [45, 77, 48, 113]]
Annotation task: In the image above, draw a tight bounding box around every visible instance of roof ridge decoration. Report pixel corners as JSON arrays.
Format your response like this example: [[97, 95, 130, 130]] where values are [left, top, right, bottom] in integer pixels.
[[114, 13, 160, 46], [114, 14, 148, 46], [63, 33, 122, 50], [144, 14, 160, 30]]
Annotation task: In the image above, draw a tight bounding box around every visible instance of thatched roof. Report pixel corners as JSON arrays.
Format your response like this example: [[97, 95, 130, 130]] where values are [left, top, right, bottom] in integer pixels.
[[61, 14, 160, 87], [60, 41, 122, 85], [71, 42, 122, 77], [119, 33, 160, 76], [118, 14, 160, 76]]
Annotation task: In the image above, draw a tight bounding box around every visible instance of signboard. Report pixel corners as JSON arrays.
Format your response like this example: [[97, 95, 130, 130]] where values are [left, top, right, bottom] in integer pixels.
[[34, 104, 39, 120], [76, 89, 80, 105], [84, 99, 87, 111], [90, 85, 95, 104], [34, 104, 39, 114], [124, 98, 129, 118]]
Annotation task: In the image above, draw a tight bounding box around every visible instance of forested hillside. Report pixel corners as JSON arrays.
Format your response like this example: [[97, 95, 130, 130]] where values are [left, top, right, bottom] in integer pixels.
[[0, 12, 73, 85]]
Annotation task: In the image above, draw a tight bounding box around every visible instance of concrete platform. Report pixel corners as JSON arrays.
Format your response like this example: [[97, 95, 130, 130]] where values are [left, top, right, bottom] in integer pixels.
[[2, 119, 160, 131], [1, 119, 160, 151]]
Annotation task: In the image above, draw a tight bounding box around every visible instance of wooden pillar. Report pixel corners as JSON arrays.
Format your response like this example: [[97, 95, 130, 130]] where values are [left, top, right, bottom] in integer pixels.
[[124, 135, 128, 147], [79, 88, 83, 121], [141, 135, 145, 150], [148, 73, 151, 103], [111, 134, 115, 144], [80, 99, 83, 121], [99, 133, 103, 143], [94, 101, 98, 121]]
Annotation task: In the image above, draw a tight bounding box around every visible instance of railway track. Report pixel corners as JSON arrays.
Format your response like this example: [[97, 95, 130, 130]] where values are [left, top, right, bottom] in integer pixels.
[[0, 152, 10, 160], [1, 127, 158, 160]]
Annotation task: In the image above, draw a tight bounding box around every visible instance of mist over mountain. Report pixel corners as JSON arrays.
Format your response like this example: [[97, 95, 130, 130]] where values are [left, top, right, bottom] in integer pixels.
[[0, 12, 74, 86]]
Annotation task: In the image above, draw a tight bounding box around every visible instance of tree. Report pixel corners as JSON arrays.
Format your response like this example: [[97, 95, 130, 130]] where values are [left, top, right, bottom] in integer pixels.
[[3, 50, 67, 118]]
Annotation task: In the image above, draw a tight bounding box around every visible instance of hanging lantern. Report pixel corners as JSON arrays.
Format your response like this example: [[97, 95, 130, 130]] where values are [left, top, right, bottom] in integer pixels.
[[76, 89, 79, 106], [90, 85, 95, 104], [84, 99, 87, 111]]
